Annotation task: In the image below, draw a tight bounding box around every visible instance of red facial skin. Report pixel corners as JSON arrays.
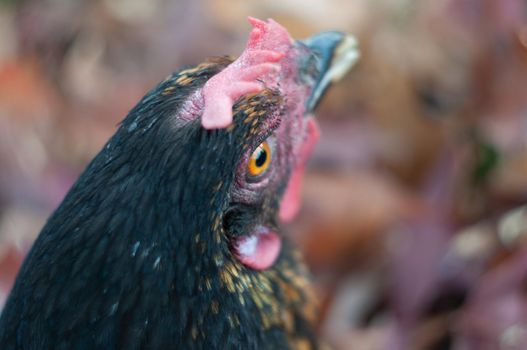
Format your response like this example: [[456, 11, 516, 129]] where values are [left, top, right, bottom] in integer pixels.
[[233, 117, 319, 271]]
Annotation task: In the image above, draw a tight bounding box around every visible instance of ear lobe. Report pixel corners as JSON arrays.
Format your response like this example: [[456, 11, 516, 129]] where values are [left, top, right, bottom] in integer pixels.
[[231, 226, 281, 270]]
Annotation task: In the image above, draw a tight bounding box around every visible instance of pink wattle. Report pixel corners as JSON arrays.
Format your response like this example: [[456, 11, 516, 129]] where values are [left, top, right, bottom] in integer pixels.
[[232, 228, 281, 270], [279, 118, 320, 222]]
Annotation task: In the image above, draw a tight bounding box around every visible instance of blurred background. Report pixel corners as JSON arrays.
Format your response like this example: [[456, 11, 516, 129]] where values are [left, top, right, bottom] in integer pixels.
[[1, 0, 527, 348]]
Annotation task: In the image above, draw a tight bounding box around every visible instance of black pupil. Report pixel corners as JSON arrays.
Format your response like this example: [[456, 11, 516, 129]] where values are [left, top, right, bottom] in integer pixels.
[[255, 147, 267, 167]]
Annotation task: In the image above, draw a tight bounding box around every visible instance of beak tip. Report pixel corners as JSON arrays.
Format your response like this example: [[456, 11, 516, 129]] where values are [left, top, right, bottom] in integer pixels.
[[300, 32, 360, 111]]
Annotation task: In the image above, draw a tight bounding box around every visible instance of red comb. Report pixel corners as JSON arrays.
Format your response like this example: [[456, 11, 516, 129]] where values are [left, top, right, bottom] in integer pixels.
[[201, 17, 292, 129]]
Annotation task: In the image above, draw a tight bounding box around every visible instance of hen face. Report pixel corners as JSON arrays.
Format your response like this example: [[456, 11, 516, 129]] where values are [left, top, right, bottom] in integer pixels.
[[210, 20, 360, 271]]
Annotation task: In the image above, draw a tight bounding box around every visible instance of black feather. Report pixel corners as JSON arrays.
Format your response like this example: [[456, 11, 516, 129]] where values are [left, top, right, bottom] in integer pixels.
[[0, 58, 317, 349]]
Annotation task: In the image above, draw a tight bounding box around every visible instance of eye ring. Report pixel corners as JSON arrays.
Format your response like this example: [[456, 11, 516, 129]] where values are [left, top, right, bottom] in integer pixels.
[[247, 141, 271, 178]]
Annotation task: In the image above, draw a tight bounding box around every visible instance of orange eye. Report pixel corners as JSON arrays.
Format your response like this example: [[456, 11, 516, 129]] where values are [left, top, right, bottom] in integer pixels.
[[247, 141, 271, 177]]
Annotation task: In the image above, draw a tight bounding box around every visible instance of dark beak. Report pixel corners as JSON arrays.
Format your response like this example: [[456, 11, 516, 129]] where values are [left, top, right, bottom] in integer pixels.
[[299, 32, 360, 112]]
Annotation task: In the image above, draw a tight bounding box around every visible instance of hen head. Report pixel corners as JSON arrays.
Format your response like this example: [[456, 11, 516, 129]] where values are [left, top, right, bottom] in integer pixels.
[[197, 18, 359, 270], [0, 18, 359, 349]]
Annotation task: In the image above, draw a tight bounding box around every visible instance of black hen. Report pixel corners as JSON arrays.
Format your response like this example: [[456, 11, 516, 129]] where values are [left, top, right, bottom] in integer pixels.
[[0, 18, 358, 349]]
